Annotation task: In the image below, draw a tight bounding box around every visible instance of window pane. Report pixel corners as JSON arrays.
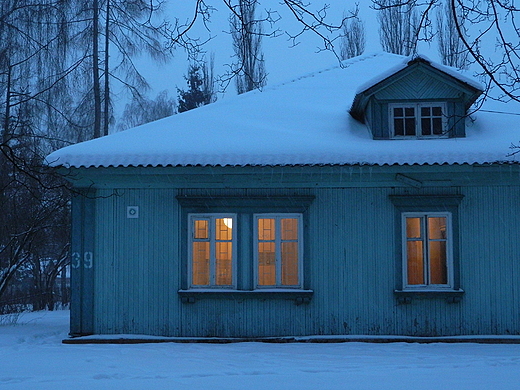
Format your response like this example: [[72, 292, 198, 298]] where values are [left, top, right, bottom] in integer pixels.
[[194, 220, 208, 239], [421, 107, 430, 116], [216, 218, 232, 241], [281, 242, 299, 285], [428, 217, 447, 239], [258, 218, 275, 241], [406, 217, 422, 239], [421, 118, 431, 135], [394, 118, 404, 136], [429, 241, 447, 284], [432, 118, 443, 135], [405, 118, 415, 136], [192, 242, 210, 285], [394, 107, 403, 116], [215, 241, 233, 285], [258, 242, 276, 286], [407, 241, 424, 285], [405, 107, 415, 116], [281, 218, 298, 240], [432, 106, 443, 116]]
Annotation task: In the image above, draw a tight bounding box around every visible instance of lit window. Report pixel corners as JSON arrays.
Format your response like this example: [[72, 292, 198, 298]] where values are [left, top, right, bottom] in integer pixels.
[[391, 103, 447, 138], [189, 214, 236, 288], [403, 212, 452, 288], [255, 214, 302, 288]]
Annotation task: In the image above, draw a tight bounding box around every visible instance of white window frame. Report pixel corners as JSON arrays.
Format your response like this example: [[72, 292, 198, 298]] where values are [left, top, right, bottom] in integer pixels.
[[254, 213, 303, 289], [188, 213, 237, 289], [402, 212, 454, 290], [390, 102, 448, 139]]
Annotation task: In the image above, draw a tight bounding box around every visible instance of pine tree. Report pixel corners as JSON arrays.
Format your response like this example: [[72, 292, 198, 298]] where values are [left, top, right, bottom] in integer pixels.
[[177, 60, 216, 113]]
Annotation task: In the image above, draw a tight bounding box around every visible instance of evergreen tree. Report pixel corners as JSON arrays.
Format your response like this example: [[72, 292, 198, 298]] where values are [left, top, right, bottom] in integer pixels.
[[177, 60, 216, 113]]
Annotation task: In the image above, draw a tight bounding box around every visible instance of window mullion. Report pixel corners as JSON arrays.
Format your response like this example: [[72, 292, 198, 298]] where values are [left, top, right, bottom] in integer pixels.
[[414, 103, 419, 137], [275, 217, 282, 286], [423, 215, 430, 286], [210, 217, 216, 286]]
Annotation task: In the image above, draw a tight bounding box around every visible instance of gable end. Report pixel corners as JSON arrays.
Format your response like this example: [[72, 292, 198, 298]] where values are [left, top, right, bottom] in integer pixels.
[[350, 57, 483, 139]]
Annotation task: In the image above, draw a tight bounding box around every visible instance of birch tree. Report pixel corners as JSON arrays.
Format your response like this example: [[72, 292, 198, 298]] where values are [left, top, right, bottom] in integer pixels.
[[118, 91, 176, 130]]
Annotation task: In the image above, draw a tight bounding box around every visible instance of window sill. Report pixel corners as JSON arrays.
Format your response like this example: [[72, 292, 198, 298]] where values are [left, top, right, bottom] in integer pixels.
[[394, 289, 464, 304], [178, 289, 313, 305]]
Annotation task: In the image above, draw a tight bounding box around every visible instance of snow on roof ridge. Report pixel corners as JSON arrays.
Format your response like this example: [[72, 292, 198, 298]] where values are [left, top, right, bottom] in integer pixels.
[[265, 52, 386, 92], [355, 52, 484, 94]]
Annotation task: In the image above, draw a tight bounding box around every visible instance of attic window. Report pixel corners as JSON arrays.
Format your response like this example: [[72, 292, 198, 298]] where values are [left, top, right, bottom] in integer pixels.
[[390, 103, 447, 138]]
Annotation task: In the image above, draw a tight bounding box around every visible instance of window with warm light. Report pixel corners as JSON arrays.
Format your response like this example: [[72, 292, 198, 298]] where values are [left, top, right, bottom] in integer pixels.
[[255, 214, 303, 288], [390, 103, 447, 138], [403, 212, 452, 288], [189, 214, 236, 288]]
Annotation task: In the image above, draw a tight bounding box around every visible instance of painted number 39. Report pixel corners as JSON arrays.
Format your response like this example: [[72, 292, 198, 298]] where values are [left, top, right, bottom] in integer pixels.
[[71, 252, 94, 269]]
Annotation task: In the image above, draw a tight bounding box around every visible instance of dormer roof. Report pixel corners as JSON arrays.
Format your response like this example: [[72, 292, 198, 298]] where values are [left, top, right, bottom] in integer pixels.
[[350, 55, 483, 123]]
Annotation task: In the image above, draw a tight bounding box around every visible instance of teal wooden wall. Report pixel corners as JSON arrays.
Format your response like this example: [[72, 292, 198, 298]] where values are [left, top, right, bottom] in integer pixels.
[[70, 165, 520, 337]]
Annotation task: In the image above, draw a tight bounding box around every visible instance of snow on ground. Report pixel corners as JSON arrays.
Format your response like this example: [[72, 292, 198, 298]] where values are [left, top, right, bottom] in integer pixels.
[[2, 311, 520, 390]]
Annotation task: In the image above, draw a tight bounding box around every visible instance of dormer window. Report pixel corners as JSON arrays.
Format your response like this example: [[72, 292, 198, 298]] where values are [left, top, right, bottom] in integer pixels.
[[350, 56, 482, 140], [390, 103, 447, 138]]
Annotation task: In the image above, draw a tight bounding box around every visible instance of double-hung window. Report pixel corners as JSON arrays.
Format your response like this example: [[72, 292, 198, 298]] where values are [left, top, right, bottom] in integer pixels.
[[403, 212, 452, 288], [391, 103, 447, 138], [255, 214, 302, 288], [189, 214, 236, 288]]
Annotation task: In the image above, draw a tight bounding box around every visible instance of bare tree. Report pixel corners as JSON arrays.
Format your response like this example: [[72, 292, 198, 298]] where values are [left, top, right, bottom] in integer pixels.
[[74, 0, 171, 138], [230, 0, 267, 93], [372, 0, 520, 103], [172, 1, 352, 66], [0, 1, 77, 311], [118, 90, 176, 130], [437, 1, 469, 68], [376, 0, 421, 56], [340, 11, 366, 60], [448, 0, 520, 102]]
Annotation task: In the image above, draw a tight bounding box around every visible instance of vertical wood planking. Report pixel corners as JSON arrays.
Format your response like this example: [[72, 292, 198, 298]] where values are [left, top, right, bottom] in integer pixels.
[[88, 180, 520, 337]]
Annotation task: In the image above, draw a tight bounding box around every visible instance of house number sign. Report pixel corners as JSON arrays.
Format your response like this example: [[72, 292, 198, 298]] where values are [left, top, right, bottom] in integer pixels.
[[71, 252, 94, 269]]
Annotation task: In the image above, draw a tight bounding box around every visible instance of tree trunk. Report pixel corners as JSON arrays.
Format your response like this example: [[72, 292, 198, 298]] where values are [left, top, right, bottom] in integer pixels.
[[103, 0, 110, 137], [93, 0, 102, 139], [3, 64, 11, 144]]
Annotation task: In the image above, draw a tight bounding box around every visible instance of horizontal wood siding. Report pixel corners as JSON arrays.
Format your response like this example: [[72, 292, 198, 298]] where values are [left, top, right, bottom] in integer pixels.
[[84, 173, 520, 337]]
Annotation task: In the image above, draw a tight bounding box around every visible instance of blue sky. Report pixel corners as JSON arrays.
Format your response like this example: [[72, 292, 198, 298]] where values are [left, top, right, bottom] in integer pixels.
[[136, 1, 420, 106]]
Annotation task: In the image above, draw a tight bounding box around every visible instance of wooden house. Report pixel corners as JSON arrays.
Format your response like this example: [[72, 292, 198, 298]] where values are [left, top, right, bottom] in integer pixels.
[[47, 53, 520, 338]]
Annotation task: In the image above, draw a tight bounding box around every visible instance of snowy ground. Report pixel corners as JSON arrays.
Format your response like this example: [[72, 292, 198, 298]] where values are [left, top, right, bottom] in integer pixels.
[[2, 311, 520, 389]]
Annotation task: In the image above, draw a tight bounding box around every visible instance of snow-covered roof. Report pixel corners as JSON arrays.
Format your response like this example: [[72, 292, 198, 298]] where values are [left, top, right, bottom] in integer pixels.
[[354, 54, 484, 94], [46, 52, 520, 169]]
